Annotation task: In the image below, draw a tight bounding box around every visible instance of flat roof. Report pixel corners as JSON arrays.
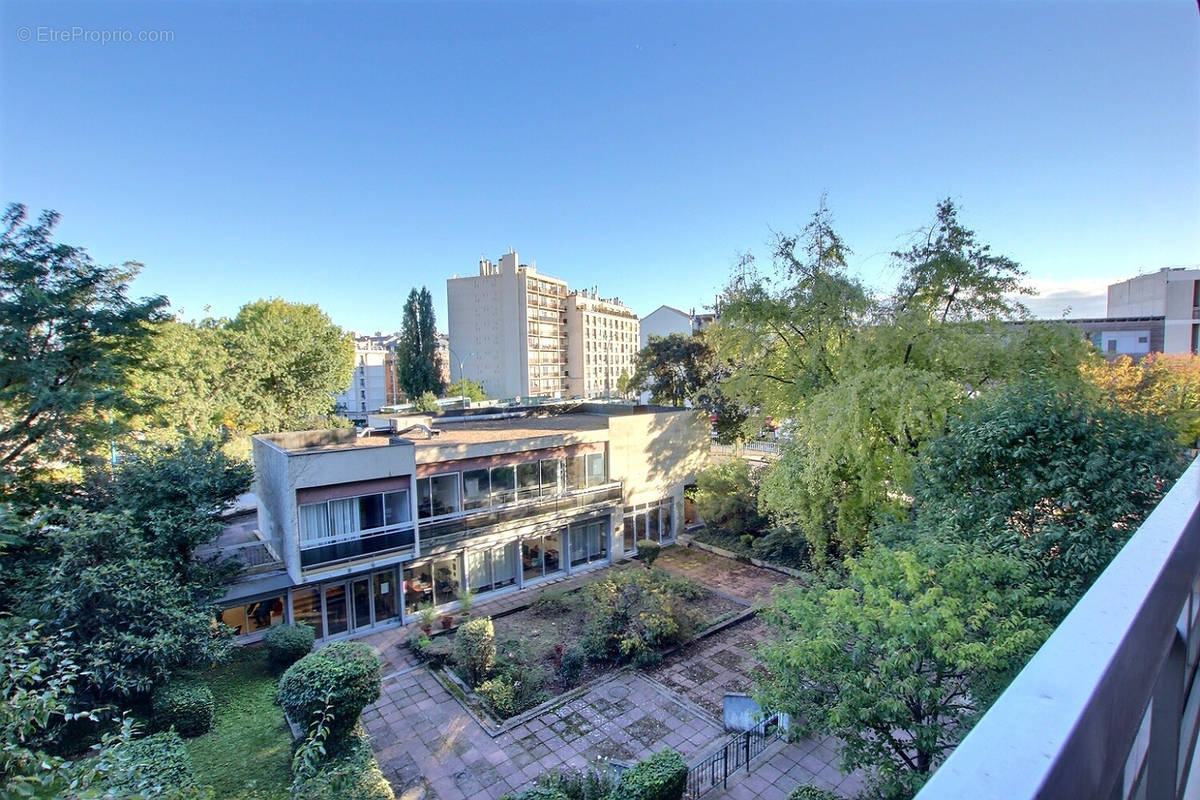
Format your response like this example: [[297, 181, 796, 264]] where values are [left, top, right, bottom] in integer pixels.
[[409, 413, 609, 448]]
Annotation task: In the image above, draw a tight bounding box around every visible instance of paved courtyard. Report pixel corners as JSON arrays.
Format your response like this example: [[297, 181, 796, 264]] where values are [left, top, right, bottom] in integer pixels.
[[361, 544, 867, 799]]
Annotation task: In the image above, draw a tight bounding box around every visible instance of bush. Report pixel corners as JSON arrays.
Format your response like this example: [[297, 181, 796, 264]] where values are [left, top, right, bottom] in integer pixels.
[[454, 616, 496, 686], [291, 725, 395, 800], [558, 644, 586, 688], [612, 748, 687, 800], [277, 642, 381, 750], [787, 787, 842, 800], [265, 622, 315, 671], [536, 763, 617, 799], [530, 588, 573, 615], [150, 678, 215, 738], [477, 666, 549, 719], [582, 570, 702, 664], [635, 540, 661, 568], [500, 787, 569, 800], [104, 730, 202, 796]]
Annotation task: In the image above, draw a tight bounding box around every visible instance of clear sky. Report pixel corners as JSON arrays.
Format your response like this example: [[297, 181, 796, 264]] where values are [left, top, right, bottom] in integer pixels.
[[2, 1, 1197, 333]]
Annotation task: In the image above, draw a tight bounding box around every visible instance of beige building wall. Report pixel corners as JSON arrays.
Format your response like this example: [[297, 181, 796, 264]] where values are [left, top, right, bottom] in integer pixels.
[[447, 251, 567, 400], [566, 292, 640, 398]]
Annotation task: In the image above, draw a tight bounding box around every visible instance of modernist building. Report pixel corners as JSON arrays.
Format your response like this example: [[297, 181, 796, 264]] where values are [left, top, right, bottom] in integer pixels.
[[215, 404, 708, 642], [447, 251, 569, 401], [1106, 267, 1200, 354], [565, 290, 640, 399], [334, 335, 400, 422]]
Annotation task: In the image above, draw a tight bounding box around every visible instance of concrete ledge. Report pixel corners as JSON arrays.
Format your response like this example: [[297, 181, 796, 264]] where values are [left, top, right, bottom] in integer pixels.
[[678, 533, 809, 580]]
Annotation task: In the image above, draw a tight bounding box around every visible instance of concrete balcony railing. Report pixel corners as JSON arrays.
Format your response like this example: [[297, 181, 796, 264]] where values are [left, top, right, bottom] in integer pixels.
[[916, 456, 1200, 800], [197, 523, 285, 577]]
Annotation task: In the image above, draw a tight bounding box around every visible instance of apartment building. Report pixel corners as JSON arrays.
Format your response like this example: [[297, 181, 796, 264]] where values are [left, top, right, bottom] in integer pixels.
[[565, 290, 640, 399], [447, 251, 569, 401], [215, 404, 708, 642], [334, 336, 400, 422]]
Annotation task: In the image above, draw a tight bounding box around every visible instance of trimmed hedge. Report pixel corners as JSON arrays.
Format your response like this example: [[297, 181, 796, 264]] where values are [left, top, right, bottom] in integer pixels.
[[635, 540, 662, 568], [264, 622, 315, 671], [105, 730, 201, 796], [291, 725, 395, 800], [277, 641, 381, 749], [500, 787, 569, 800], [612, 748, 687, 800], [150, 678, 216, 738], [454, 616, 496, 686]]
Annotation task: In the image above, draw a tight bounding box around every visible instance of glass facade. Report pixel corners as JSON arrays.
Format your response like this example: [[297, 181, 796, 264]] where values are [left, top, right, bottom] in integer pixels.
[[623, 497, 676, 549]]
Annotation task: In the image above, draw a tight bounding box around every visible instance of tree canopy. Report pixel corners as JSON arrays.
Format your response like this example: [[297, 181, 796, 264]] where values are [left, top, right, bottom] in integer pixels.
[[911, 381, 1186, 609], [758, 544, 1049, 799], [397, 287, 444, 399], [1082, 352, 1200, 445], [444, 377, 487, 402], [0, 203, 168, 493]]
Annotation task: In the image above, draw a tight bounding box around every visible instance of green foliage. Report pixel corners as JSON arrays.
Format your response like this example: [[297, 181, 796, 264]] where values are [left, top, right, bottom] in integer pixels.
[[710, 198, 1095, 567], [628, 333, 712, 407], [501, 787, 570, 800], [42, 510, 233, 700], [445, 377, 487, 402], [225, 298, 354, 433], [582, 570, 701, 664], [411, 391, 439, 412], [758, 545, 1050, 798], [692, 461, 768, 536], [914, 381, 1186, 609], [0, 203, 168, 493], [397, 287, 445, 399], [277, 642, 381, 751], [264, 623, 315, 672], [417, 603, 438, 630], [557, 645, 586, 688], [635, 539, 661, 568], [611, 748, 687, 800], [531, 762, 617, 800], [103, 730, 204, 797], [290, 725, 395, 800], [454, 616, 497, 686], [787, 787, 842, 800], [476, 668, 549, 719], [151, 678, 216, 738]]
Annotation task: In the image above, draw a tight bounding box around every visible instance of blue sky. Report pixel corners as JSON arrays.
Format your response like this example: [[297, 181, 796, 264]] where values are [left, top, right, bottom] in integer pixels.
[[2, 1, 1197, 332]]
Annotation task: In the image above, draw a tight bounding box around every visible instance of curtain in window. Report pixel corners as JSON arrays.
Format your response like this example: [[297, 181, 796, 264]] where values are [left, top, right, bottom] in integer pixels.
[[494, 543, 518, 586], [298, 503, 330, 543], [328, 497, 360, 538]]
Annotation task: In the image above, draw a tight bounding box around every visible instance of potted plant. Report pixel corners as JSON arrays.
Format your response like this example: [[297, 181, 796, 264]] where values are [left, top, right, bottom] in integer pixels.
[[440, 613, 454, 630], [417, 603, 437, 634], [458, 588, 475, 620]]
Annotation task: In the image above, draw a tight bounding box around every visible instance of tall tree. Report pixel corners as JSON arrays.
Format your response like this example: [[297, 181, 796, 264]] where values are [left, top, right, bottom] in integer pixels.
[[396, 287, 444, 399], [626, 333, 711, 407], [225, 299, 354, 432], [758, 544, 1050, 800], [1081, 352, 1200, 445], [0, 204, 167, 492]]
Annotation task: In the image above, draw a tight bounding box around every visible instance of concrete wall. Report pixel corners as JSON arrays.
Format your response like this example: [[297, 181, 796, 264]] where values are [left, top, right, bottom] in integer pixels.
[[606, 407, 709, 507], [1107, 269, 1200, 355]]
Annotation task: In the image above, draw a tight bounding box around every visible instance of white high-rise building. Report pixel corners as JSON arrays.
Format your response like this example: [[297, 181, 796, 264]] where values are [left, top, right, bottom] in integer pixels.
[[566, 290, 639, 399], [335, 335, 399, 421], [447, 251, 568, 401]]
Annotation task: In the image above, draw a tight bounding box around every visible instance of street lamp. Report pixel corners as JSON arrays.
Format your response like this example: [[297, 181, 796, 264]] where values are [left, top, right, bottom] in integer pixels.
[[446, 346, 474, 409]]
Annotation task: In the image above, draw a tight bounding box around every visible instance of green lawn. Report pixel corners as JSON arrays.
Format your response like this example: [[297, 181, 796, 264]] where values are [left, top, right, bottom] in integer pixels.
[[186, 647, 293, 800]]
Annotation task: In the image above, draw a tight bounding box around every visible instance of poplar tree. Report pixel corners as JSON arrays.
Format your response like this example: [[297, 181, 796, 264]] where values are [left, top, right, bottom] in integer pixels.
[[397, 287, 444, 400]]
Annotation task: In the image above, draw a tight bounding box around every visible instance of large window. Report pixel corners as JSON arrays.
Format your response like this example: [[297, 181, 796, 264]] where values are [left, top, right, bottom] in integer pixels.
[[417, 474, 461, 519], [490, 465, 517, 505], [566, 452, 607, 490], [463, 468, 491, 510], [467, 543, 519, 594], [569, 519, 608, 567], [623, 498, 675, 547], [298, 489, 411, 546], [218, 594, 286, 637]]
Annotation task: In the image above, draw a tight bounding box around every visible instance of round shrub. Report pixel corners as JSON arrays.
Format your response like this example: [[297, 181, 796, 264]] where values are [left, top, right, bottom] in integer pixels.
[[277, 642, 381, 749], [614, 748, 687, 800], [150, 678, 215, 738], [104, 730, 200, 795], [636, 539, 662, 568], [265, 622, 315, 671], [454, 616, 496, 686], [557, 644, 586, 688]]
